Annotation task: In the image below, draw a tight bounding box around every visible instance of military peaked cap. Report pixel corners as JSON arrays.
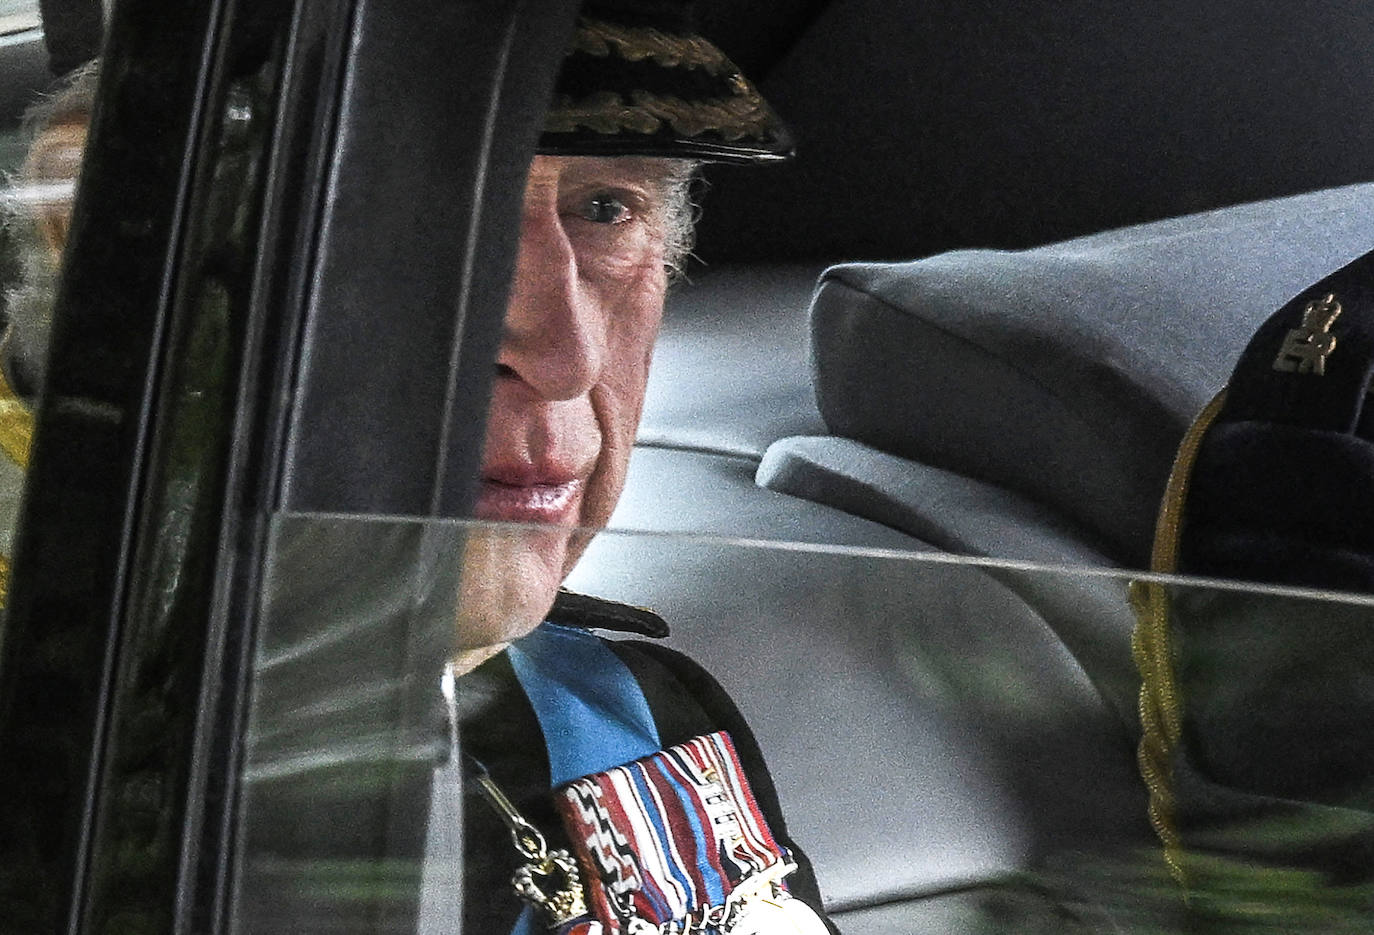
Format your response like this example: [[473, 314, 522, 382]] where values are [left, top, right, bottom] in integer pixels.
[[539, 0, 795, 164]]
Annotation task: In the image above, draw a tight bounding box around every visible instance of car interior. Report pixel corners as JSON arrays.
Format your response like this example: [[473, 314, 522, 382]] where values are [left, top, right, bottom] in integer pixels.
[[563, 3, 1374, 930], [3, 1, 1374, 932]]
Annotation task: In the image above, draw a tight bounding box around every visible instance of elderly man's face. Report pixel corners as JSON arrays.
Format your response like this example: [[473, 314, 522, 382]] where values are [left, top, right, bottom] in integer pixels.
[[455, 154, 680, 654]]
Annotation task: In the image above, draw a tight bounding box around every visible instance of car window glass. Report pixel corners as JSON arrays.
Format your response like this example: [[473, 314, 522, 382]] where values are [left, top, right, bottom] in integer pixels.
[[0, 55, 94, 616], [237, 513, 1374, 933]]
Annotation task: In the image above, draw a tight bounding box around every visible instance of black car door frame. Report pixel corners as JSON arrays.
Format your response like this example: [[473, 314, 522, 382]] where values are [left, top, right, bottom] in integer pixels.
[[0, 0, 579, 931]]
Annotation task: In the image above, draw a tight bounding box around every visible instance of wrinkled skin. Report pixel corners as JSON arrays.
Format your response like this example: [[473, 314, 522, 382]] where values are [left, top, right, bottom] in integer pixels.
[[453, 155, 678, 666]]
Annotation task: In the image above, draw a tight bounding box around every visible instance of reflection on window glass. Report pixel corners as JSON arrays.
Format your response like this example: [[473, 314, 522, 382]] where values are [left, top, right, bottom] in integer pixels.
[[0, 60, 94, 610], [239, 516, 1374, 934], [237, 515, 462, 933]]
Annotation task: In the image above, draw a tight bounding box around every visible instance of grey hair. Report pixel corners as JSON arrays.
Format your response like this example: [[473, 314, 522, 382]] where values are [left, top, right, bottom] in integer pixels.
[[656, 160, 702, 281], [16, 59, 100, 152]]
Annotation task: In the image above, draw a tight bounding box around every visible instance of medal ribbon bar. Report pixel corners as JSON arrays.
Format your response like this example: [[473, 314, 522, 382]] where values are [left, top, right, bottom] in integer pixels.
[[555, 731, 795, 933]]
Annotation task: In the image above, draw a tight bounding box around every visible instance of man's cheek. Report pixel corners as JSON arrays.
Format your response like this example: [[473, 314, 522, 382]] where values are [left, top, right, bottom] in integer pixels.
[[581, 386, 633, 526], [579, 235, 664, 282]]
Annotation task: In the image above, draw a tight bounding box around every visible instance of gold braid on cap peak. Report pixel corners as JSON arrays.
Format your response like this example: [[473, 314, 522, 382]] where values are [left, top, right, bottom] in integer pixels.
[[546, 90, 775, 142], [573, 17, 734, 74]]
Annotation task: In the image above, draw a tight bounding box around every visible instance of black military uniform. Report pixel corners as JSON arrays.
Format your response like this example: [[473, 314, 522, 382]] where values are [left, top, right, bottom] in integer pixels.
[[454, 593, 830, 933]]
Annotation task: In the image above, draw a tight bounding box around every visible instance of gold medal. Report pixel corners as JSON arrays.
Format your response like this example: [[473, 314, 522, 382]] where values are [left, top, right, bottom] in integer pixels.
[[726, 891, 830, 935], [716, 862, 829, 935]]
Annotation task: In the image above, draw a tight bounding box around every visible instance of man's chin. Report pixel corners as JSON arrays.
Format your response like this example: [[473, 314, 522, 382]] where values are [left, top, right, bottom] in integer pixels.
[[453, 521, 573, 653]]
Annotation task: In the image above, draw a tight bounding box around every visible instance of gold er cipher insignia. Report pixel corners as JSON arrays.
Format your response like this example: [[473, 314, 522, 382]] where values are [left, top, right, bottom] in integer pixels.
[[1273, 292, 1343, 375]]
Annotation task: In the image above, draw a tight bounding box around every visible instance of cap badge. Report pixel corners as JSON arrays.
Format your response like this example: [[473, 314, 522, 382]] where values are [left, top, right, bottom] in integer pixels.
[[1273, 292, 1343, 375]]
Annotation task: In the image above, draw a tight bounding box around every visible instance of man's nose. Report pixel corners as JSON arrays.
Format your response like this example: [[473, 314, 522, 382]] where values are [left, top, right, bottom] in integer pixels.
[[497, 208, 605, 401]]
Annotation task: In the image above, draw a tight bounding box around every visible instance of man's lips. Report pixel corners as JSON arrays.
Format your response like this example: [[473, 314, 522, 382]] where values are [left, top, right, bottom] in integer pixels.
[[474, 476, 583, 525]]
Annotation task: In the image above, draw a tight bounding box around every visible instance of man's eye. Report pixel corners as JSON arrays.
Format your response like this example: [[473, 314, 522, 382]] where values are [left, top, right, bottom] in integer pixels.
[[576, 195, 632, 225]]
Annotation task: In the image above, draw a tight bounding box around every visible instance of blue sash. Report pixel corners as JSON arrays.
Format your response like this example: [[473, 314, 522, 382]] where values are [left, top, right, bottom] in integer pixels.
[[505, 622, 661, 934]]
